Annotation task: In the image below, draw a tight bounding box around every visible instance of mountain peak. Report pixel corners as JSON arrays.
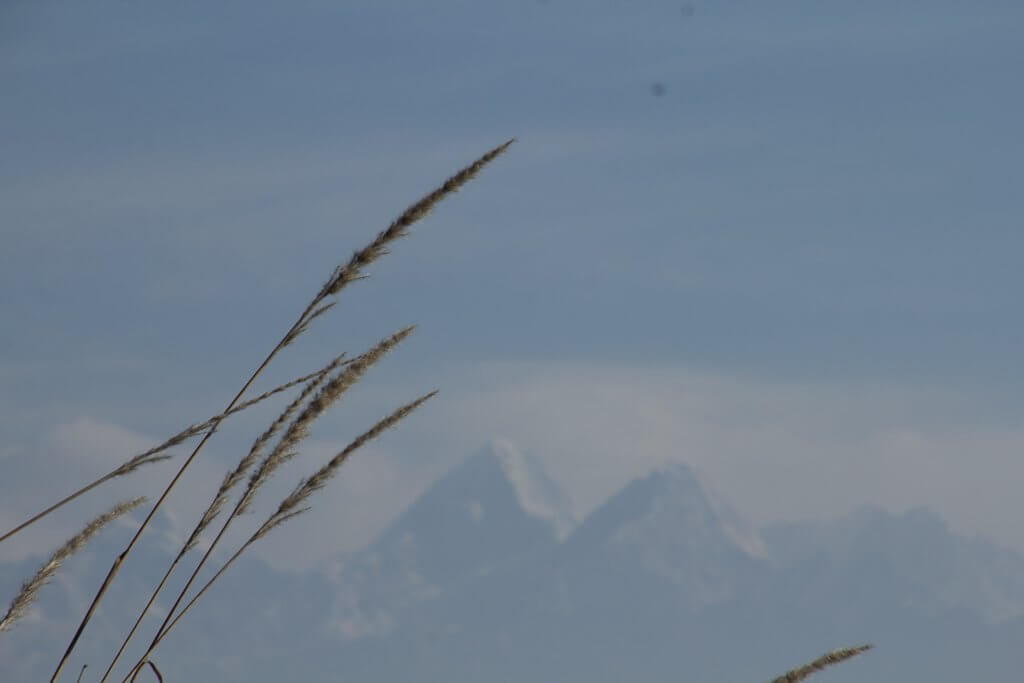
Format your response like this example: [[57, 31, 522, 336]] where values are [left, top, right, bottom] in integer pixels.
[[486, 439, 576, 540], [569, 462, 766, 557], [560, 461, 769, 606], [649, 462, 768, 558]]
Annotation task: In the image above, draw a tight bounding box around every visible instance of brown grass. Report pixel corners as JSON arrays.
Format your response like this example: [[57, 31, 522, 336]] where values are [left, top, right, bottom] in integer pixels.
[[110, 327, 417, 681], [21, 140, 514, 682], [770, 644, 873, 683], [98, 352, 350, 680], [0, 367, 329, 546], [1, 138, 871, 683], [121, 391, 438, 680], [0, 498, 146, 633]]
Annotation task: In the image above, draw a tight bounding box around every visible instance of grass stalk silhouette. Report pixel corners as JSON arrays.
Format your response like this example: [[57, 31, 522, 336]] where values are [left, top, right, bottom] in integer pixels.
[[128, 329, 413, 674], [0, 364, 336, 546], [44, 139, 513, 681], [103, 327, 413, 680], [0, 137, 878, 683], [769, 644, 873, 682], [98, 353, 348, 681], [1, 499, 146, 633], [2, 137, 875, 683], [121, 391, 437, 682]]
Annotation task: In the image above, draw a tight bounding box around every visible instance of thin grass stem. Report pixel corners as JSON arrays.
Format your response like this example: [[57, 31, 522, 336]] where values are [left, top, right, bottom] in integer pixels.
[[98, 355, 346, 682], [57, 140, 511, 682], [122, 392, 435, 682], [0, 367, 325, 546], [120, 330, 412, 682]]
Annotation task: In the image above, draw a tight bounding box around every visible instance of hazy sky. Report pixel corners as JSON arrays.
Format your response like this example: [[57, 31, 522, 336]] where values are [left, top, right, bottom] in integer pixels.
[[3, 0, 1024, 571]]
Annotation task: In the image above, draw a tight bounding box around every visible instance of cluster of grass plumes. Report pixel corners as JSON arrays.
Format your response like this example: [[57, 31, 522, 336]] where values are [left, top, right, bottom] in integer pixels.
[[0, 367, 336, 547], [0, 137, 873, 683], [0, 140, 514, 681]]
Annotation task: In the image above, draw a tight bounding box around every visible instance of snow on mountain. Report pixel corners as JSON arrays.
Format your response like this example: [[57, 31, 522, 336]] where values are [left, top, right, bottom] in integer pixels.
[[9, 449, 1024, 682], [322, 441, 573, 638], [559, 462, 770, 607], [490, 438, 577, 541]]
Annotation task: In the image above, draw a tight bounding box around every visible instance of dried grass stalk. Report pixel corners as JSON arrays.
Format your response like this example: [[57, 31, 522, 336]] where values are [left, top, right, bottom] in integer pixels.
[[61, 140, 511, 682], [258, 390, 437, 538], [283, 301, 336, 347], [0, 498, 145, 633], [184, 352, 349, 553], [119, 328, 415, 683], [116, 364, 333, 478], [100, 354, 347, 681], [770, 644, 873, 683], [299, 139, 516, 328], [238, 325, 414, 514], [128, 391, 436, 672], [0, 367, 327, 546]]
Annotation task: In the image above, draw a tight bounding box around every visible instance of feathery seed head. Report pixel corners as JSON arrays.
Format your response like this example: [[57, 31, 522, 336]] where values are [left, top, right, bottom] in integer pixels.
[[0, 497, 146, 633], [238, 327, 414, 515], [256, 390, 436, 540], [312, 139, 515, 306], [770, 644, 873, 683], [182, 354, 347, 553]]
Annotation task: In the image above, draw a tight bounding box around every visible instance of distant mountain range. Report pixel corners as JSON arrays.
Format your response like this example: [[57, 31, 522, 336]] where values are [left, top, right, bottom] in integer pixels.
[[4, 442, 1024, 681]]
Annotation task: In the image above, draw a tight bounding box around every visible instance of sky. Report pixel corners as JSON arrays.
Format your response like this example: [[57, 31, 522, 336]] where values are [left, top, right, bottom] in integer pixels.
[[3, 0, 1024, 580]]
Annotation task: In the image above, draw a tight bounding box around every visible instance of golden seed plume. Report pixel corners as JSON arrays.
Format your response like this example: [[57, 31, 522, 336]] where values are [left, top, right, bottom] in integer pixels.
[[0, 498, 146, 633], [283, 301, 337, 347], [120, 391, 437, 676], [97, 356, 352, 683], [0, 365, 337, 547], [115, 337, 409, 680], [303, 139, 515, 323], [258, 390, 437, 539], [115, 366, 332, 477], [182, 353, 348, 553], [52, 140, 514, 682], [237, 326, 414, 514], [770, 644, 873, 683]]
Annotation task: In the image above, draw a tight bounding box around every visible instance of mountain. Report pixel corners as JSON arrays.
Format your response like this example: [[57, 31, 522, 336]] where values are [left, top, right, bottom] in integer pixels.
[[7, 446, 1024, 682], [320, 441, 575, 639], [762, 505, 1024, 624], [311, 458, 1024, 683], [559, 463, 769, 607]]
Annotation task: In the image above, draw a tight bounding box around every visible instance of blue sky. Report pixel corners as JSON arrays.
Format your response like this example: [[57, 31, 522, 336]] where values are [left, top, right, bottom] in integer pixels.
[[3, 0, 1024, 570]]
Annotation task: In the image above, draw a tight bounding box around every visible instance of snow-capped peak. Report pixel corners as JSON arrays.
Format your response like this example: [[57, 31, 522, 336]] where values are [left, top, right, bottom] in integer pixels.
[[488, 439, 576, 541], [653, 462, 768, 559]]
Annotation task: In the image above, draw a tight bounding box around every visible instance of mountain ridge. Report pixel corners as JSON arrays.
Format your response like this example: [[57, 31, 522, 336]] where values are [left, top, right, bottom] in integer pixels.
[[5, 443, 1024, 681]]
